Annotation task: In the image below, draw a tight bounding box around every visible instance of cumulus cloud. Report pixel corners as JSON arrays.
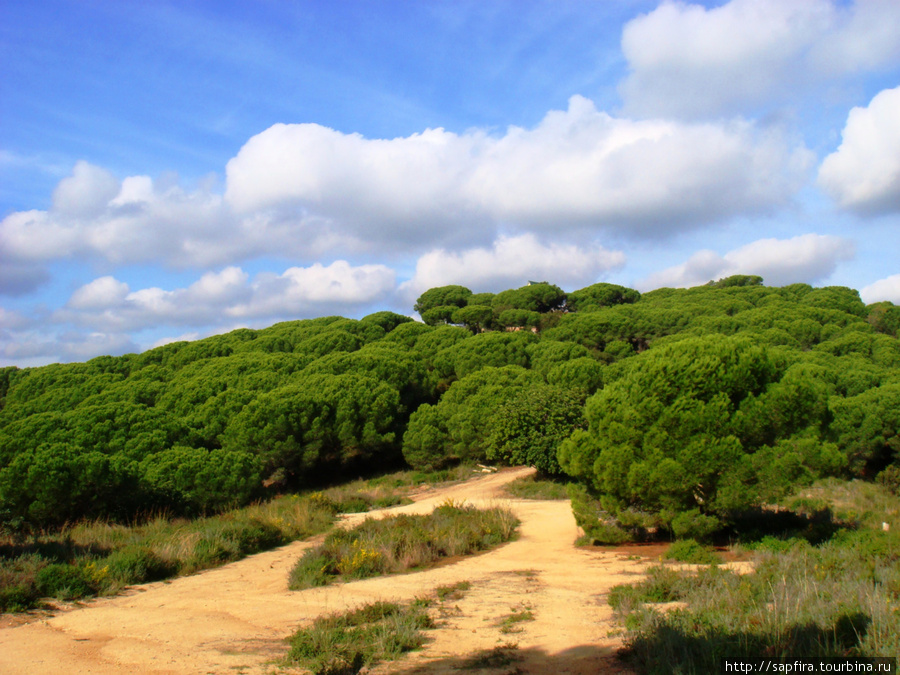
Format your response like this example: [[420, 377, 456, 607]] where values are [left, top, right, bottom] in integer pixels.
[[401, 233, 625, 297], [817, 85, 900, 215], [1, 96, 811, 292], [620, 0, 900, 119], [226, 95, 812, 239], [860, 274, 900, 304], [56, 261, 396, 332], [639, 234, 854, 289]]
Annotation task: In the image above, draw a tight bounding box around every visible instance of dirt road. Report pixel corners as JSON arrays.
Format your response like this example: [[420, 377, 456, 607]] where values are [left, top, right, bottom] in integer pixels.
[[0, 467, 650, 674]]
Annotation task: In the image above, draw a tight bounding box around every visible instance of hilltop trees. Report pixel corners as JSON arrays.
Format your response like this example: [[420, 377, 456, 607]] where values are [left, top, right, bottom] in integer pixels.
[[0, 276, 898, 537]]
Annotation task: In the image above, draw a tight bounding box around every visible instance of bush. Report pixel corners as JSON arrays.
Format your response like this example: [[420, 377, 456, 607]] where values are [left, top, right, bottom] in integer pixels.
[[876, 465, 900, 495], [665, 539, 720, 564], [568, 484, 631, 545], [104, 546, 174, 585], [286, 599, 435, 674], [35, 563, 94, 601]]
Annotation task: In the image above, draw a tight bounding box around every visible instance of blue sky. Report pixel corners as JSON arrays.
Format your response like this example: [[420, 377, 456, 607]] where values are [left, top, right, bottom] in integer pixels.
[[1, 0, 899, 367]]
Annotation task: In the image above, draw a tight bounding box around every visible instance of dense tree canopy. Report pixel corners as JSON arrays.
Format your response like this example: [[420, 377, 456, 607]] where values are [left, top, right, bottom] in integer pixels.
[[1, 277, 897, 536]]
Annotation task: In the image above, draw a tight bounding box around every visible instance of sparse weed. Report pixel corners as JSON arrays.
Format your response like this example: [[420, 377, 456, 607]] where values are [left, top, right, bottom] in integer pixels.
[[436, 580, 471, 602], [497, 606, 535, 634]]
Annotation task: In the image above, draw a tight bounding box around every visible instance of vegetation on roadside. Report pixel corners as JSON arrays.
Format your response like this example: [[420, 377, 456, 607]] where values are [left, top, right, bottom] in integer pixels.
[[503, 473, 571, 500], [0, 493, 336, 613], [286, 599, 435, 675], [0, 467, 471, 614], [289, 501, 519, 589], [285, 580, 475, 674], [608, 479, 900, 672]]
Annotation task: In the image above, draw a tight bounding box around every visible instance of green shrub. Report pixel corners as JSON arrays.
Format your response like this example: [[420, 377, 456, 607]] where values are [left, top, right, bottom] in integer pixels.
[[665, 539, 720, 564], [876, 465, 900, 495], [35, 563, 94, 601], [0, 582, 40, 612], [669, 510, 721, 541], [104, 546, 174, 585], [567, 484, 631, 544], [286, 599, 435, 674]]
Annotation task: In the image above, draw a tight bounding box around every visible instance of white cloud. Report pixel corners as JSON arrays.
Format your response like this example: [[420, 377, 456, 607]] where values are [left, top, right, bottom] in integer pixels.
[[402, 234, 625, 297], [1, 97, 810, 290], [860, 274, 900, 304], [228, 261, 396, 319], [56, 262, 395, 332], [639, 234, 854, 289], [52, 161, 120, 216], [817, 85, 900, 215], [620, 0, 900, 119], [68, 276, 131, 310], [226, 96, 812, 239]]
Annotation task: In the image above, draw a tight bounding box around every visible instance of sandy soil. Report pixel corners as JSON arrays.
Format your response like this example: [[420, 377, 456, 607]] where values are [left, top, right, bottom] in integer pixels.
[[0, 467, 656, 674]]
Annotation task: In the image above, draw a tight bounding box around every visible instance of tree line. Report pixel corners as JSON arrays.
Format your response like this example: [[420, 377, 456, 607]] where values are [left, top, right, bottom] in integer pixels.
[[1, 277, 898, 539]]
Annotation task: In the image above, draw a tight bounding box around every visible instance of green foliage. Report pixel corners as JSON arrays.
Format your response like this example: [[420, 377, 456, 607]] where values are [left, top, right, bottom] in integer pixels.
[[289, 502, 519, 589], [35, 563, 94, 601], [486, 384, 583, 475], [867, 301, 900, 336], [707, 274, 764, 288], [432, 331, 534, 380], [496, 308, 541, 330], [286, 599, 435, 675], [0, 277, 896, 540], [414, 285, 472, 316], [559, 335, 847, 536], [420, 305, 457, 326], [829, 383, 900, 476], [566, 282, 640, 311], [360, 310, 413, 333], [104, 546, 174, 585], [451, 304, 494, 334], [402, 366, 542, 470], [503, 474, 570, 500], [139, 447, 262, 514], [492, 282, 566, 315], [222, 373, 401, 485], [665, 539, 720, 564]]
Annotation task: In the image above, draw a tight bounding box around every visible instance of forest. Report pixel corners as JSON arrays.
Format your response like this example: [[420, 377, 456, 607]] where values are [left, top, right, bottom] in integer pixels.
[[1, 276, 899, 543]]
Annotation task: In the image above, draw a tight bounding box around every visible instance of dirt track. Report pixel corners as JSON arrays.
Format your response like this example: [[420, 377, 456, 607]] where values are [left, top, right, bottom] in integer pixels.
[[0, 467, 651, 674]]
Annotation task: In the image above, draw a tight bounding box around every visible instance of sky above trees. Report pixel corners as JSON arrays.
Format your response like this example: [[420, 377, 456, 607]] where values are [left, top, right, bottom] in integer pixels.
[[1, 0, 899, 367]]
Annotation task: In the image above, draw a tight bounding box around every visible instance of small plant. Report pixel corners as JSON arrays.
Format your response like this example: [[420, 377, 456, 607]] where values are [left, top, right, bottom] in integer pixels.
[[285, 598, 435, 674], [665, 539, 720, 564], [435, 580, 471, 602], [497, 606, 535, 634]]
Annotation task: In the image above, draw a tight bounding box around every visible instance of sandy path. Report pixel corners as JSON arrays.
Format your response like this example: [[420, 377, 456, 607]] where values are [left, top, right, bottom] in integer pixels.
[[0, 467, 649, 674]]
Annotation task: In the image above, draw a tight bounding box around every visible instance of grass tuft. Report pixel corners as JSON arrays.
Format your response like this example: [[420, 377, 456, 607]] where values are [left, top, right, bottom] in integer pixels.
[[289, 502, 519, 590], [285, 580, 473, 674]]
